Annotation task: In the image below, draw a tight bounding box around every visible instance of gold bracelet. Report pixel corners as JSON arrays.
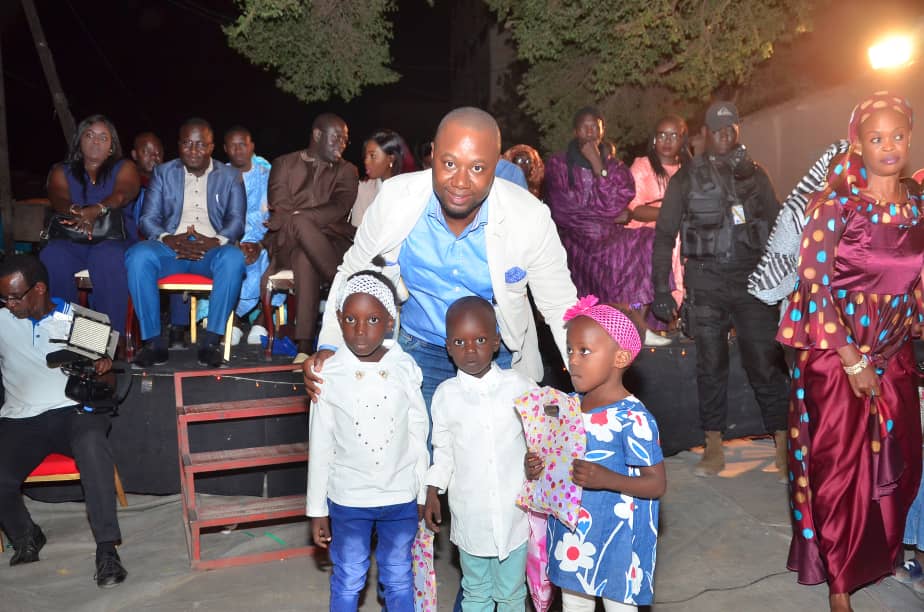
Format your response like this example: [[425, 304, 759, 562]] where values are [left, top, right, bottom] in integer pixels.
[[842, 354, 869, 376]]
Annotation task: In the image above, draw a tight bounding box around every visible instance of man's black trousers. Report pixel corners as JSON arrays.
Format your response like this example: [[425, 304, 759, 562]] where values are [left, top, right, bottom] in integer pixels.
[[685, 262, 790, 433], [0, 407, 121, 544]]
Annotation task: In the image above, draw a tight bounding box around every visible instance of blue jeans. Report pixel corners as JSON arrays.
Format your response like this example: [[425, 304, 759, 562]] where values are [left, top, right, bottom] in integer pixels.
[[328, 500, 417, 612], [125, 240, 245, 341]]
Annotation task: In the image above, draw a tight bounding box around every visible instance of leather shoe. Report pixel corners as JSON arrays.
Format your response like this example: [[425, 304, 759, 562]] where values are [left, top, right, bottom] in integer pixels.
[[95, 550, 127, 588], [197, 344, 225, 368], [10, 524, 46, 566], [132, 344, 168, 368]]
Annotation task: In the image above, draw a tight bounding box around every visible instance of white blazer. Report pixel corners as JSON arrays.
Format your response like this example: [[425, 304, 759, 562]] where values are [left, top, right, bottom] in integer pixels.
[[318, 169, 576, 380]]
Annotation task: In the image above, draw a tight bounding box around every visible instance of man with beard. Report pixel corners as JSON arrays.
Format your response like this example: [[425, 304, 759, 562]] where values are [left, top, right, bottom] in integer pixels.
[[265, 113, 359, 361], [302, 106, 575, 417]]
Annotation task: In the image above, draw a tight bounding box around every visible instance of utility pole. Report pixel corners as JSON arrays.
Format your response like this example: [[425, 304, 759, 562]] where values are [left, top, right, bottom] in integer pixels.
[[0, 30, 13, 254], [21, 0, 76, 142]]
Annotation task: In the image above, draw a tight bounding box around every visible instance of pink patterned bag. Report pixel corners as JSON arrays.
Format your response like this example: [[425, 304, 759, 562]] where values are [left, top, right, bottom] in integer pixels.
[[515, 386, 586, 612], [412, 520, 437, 611], [525, 509, 552, 612], [515, 386, 585, 528]]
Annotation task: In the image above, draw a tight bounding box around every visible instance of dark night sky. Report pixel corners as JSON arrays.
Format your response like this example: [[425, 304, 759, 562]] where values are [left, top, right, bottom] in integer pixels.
[[1, 0, 451, 196]]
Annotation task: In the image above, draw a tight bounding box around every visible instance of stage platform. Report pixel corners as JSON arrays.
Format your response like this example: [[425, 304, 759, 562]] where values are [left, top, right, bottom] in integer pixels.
[[28, 334, 770, 500]]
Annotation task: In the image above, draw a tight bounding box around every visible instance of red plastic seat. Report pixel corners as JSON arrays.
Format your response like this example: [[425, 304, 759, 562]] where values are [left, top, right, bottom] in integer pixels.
[[0, 453, 127, 551], [27, 453, 79, 478], [125, 274, 233, 362]]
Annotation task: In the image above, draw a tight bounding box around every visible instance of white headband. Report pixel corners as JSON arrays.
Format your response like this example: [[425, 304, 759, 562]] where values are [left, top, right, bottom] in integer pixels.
[[337, 273, 398, 320]]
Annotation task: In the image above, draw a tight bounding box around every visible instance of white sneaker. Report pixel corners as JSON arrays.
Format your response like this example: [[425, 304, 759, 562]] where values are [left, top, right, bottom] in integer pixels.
[[247, 325, 268, 345], [230, 326, 243, 346], [644, 329, 671, 347]]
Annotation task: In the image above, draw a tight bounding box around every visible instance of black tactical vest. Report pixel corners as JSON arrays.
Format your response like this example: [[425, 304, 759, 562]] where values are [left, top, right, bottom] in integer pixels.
[[680, 154, 768, 262]]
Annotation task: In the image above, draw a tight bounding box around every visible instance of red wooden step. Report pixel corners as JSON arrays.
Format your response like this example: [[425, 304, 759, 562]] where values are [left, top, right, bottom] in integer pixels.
[[190, 495, 307, 528], [184, 443, 308, 473], [178, 396, 308, 422]]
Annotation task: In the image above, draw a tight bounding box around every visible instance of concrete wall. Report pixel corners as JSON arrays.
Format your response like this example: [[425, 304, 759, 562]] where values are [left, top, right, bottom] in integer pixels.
[[740, 68, 924, 195]]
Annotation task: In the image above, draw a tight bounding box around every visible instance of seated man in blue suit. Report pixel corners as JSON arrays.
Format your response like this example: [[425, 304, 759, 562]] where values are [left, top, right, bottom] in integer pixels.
[[126, 118, 246, 368]]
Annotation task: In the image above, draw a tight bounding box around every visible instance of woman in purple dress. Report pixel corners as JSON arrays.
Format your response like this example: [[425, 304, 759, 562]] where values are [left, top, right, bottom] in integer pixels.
[[545, 107, 635, 304], [776, 92, 923, 611]]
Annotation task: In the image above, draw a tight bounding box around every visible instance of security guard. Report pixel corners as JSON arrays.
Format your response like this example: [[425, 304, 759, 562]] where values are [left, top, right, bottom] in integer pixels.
[[651, 101, 789, 477]]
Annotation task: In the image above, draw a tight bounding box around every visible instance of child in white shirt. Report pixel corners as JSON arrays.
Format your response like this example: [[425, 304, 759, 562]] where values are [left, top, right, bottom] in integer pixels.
[[423, 296, 535, 610], [306, 270, 429, 612]]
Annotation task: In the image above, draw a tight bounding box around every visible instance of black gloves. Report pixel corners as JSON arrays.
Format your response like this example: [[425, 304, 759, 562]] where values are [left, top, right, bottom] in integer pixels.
[[650, 292, 678, 323]]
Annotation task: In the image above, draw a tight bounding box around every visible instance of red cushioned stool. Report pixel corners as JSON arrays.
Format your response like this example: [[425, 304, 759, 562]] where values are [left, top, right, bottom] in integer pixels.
[[125, 273, 234, 362], [0, 453, 127, 551]]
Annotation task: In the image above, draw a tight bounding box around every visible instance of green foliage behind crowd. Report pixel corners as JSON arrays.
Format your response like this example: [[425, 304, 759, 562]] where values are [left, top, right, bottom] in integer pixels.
[[225, 0, 814, 151]]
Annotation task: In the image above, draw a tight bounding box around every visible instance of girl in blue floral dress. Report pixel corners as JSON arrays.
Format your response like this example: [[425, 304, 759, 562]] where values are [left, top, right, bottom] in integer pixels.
[[527, 296, 666, 610]]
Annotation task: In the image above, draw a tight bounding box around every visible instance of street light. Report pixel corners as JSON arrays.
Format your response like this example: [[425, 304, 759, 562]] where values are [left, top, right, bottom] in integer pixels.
[[868, 34, 914, 70]]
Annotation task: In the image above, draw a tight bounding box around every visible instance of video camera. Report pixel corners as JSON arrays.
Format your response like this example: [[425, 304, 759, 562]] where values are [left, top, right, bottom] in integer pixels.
[[45, 305, 132, 415]]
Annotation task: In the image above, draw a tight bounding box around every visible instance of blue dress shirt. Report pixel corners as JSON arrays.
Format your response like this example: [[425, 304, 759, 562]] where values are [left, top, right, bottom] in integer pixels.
[[397, 193, 493, 345]]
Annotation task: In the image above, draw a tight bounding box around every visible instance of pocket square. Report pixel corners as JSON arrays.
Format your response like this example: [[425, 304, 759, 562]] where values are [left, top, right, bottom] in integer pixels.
[[505, 266, 527, 283]]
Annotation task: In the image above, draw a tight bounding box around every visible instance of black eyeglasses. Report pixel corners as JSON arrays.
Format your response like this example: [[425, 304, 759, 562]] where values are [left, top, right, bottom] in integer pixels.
[[0, 282, 36, 306]]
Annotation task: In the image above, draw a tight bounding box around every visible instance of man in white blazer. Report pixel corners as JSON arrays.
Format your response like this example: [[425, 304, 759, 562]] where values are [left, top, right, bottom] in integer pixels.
[[302, 107, 575, 411]]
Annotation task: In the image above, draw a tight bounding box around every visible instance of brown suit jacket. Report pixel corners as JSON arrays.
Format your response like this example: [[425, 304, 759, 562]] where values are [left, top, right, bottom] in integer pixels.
[[265, 150, 359, 266]]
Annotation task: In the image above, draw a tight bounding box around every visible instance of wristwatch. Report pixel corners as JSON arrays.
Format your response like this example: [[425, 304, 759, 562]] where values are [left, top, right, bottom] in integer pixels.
[[599, 169, 608, 178], [97, 203, 110, 216]]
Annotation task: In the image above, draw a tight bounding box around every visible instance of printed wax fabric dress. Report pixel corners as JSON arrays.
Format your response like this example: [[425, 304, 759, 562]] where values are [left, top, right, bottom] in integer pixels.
[[545, 150, 636, 304], [546, 396, 662, 605], [776, 165, 924, 593]]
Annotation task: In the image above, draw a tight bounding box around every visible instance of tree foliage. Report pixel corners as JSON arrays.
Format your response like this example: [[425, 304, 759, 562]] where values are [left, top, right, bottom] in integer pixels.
[[485, 0, 815, 151], [224, 0, 399, 103]]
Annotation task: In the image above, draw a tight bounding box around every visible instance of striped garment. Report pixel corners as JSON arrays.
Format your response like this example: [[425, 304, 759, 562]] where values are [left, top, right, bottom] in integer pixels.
[[747, 140, 850, 305]]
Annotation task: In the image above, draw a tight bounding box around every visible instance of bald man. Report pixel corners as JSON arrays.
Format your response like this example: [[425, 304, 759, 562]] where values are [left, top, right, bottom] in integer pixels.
[[265, 113, 359, 359], [303, 106, 576, 414]]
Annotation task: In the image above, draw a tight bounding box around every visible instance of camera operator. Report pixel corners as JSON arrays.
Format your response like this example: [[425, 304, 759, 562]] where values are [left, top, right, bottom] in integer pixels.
[[0, 254, 126, 588]]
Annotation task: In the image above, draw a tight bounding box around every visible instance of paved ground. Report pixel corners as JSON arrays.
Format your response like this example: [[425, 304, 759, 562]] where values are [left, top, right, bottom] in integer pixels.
[[1, 438, 921, 611]]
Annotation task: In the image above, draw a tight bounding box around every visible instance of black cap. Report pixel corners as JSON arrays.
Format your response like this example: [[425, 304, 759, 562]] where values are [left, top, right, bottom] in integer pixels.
[[705, 101, 739, 131]]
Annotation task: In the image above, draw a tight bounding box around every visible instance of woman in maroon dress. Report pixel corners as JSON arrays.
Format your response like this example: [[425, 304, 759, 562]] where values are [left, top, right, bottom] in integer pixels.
[[777, 92, 923, 611]]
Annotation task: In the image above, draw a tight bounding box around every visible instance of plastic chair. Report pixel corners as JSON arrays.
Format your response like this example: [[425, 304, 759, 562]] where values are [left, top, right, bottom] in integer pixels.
[[125, 273, 234, 362], [0, 453, 127, 552]]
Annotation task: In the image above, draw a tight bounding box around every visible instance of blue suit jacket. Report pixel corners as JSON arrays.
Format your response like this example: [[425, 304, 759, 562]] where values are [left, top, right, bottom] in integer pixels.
[[139, 158, 246, 242]]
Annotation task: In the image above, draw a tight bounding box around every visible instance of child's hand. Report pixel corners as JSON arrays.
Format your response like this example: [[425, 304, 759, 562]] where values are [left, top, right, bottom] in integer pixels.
[[311, 516, 332, 548], [423, 486, 442, 533], [524, 451, 543, 480], [572, 458, 617, 490]]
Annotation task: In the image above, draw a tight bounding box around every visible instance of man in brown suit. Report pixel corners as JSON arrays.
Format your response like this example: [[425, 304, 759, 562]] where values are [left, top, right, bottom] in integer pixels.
[[265, 113, 359, 360]]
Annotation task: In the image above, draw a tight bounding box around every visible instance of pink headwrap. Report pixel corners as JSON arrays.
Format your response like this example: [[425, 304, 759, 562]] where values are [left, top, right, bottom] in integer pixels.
[[563, 295, 641, 359]]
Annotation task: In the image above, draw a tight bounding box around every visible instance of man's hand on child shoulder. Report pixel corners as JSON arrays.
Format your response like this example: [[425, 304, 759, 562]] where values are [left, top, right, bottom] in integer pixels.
[[301, 349, 335, 402], [311, 516, 332, 548], [423, 486, 442, 533], [525, 451, 543, 480]]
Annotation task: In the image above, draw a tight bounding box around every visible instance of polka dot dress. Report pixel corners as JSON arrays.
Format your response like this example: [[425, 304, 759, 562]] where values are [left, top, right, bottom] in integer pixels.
[[776, 178, 924, 591]]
